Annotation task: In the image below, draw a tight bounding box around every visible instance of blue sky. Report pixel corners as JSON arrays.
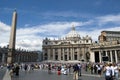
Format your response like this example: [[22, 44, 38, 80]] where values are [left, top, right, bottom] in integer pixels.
[[0, 0, 120, 51]]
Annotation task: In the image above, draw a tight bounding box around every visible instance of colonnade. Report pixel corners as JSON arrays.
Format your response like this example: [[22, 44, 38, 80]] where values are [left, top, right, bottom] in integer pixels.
[[98, 50, 120, 63]]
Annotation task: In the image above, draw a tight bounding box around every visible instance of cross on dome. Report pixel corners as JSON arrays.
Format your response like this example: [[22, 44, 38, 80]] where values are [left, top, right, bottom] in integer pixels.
[[72, 25, 75, 31]]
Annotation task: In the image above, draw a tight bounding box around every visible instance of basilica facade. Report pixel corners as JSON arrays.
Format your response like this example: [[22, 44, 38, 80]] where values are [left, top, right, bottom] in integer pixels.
[[42, 26, 92, 62], [42, 26, 120, 63]]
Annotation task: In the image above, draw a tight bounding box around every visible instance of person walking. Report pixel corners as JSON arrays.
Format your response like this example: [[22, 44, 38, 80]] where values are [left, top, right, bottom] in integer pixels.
[[90, 64, 94, 74], [94, 64, 97, 74], [97, 64, 102, 77], [15, 64, 20, 76], [110, 63, 115, 80], [57, 66, 61, 75], [24, 64, 28, 72], [113, 63, 119, 80], [78, 63, 82, 76], [48, 63, 51, 74], [73, 64, 79, 80], [104, 63, 114, 80]]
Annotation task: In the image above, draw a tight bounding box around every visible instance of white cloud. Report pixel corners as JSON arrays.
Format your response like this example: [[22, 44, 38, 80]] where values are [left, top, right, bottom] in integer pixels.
[[0, 21, 10, 47], [40, 22, 80, 31], [16, 22, 83, 50], [16, 39, 42, 51], [0, 18, 120, 51], [0, 21, 87, 50], [104, 26, 120, 31], [0, 21, 10, 32], [97, 14, 120, 25], [40, 21, 93, 35]]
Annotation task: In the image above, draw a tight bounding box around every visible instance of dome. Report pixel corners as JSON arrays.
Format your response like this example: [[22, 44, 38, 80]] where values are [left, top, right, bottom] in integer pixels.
[[65, 26, 80, 39], [83, 35, 91, 40]]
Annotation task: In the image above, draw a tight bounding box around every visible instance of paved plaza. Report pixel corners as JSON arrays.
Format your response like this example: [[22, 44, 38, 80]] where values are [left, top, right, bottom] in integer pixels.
[[12, 69, 105, 80], [1, 68, 107, 80], [1, 66, 120, 80]]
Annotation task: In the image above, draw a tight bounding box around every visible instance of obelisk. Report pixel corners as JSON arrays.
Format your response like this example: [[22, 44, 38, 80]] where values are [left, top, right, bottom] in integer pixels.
[[7, 10, 17, 64]]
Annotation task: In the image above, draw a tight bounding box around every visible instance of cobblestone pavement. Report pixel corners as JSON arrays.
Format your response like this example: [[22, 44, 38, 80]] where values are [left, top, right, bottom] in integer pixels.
[[11, 69, 105, 80]]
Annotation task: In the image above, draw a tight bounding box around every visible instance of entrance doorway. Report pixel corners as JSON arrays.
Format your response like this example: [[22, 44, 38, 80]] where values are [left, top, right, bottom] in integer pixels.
[[65, 55, 67, 61], [94, 51, 99, 63]]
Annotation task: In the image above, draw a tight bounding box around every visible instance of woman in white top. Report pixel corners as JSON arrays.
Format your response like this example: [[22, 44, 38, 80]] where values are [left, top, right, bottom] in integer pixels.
[[113, 63, 119, 80], [104, 63, 113, 80]]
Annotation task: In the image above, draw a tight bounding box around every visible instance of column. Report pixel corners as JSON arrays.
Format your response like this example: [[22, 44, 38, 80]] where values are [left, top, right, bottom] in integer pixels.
[[58, 48, 61, 61], [90, 51, 95, 62], [67, 48, 69, 60], [115, 50, 118, 63], [71, 48, 73, 60], [110, 50, 113, 63], [48, 49, 50, 60], [78, 48, 80, 61], [81, 48, 84, 60], [63, 48, 64, 61], [53, 49, 55, 61], [77, 48, 79, 60], [106, 51, 108, 56], [73, 48, 74, 60], [99, 51, 102, 63]]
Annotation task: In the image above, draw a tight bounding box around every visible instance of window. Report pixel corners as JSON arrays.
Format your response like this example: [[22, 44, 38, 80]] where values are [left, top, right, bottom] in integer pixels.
[[45, 42, 47, 45], [86, 40, 88, 43], [74, 55, 77, 60], [74, 41, 76, 43]]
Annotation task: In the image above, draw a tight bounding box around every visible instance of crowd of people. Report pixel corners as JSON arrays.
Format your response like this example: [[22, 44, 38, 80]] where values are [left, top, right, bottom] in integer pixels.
[[4, 62, 120, 80], [45, 62, 120, 80]]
